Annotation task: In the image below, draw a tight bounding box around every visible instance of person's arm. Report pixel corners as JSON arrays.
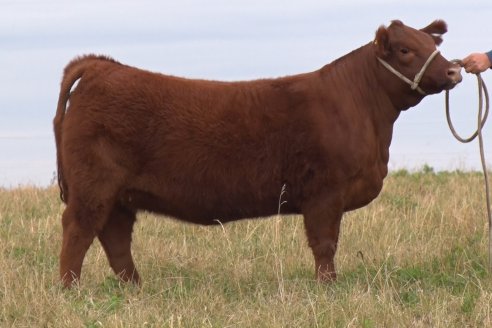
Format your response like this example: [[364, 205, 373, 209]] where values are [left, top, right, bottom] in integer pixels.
[[462, 51, 492, 73], [486, 50, 492, 68]]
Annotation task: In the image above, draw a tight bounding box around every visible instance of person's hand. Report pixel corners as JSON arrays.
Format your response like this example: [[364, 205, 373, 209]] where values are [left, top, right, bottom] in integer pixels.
[[462, 53, 491, 74]]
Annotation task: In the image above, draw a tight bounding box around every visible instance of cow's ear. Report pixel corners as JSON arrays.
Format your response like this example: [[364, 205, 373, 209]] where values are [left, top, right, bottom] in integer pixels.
[[420, 20, 447, 46], [374, 25, 391, 58]]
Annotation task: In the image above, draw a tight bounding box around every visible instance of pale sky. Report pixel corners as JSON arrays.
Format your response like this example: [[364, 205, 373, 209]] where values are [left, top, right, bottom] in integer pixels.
[[1, 0, 492, 186]]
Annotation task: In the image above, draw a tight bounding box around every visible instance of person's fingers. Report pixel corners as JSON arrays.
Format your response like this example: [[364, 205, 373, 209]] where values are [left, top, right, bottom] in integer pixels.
[[468, 65, 480, 74], [463, 61, 474, 73]]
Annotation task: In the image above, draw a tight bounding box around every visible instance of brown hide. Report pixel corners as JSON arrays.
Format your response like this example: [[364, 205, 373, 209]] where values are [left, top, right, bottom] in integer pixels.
[[54, 20, 462, 287]]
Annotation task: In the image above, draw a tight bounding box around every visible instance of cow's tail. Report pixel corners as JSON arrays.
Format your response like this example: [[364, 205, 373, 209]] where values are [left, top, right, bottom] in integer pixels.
[[53, 57, 87, 203]]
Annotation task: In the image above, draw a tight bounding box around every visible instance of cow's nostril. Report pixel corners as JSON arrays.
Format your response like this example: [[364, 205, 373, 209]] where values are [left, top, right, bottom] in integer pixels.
[[448, 66, 461, 76], [447, 66, 463, 83]]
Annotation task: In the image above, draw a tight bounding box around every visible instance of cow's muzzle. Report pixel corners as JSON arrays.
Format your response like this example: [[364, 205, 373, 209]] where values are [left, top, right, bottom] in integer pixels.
[[445, 61, 463, 90]]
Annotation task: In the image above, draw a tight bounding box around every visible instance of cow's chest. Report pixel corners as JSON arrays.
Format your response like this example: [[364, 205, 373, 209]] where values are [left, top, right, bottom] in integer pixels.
[[343, 162, 387, 211]]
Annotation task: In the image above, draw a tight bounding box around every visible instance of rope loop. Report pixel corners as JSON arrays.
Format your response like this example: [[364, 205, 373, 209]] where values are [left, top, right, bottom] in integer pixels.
[[445, 73, 489, 142], [445, 67, 491, 271]]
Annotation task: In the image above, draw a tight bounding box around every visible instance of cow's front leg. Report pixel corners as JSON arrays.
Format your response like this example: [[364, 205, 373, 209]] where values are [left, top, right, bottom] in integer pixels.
[[302, 195, 343, 282]]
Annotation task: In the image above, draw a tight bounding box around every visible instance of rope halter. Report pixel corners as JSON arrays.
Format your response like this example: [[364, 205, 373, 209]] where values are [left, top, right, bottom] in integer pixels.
[[377, 49, 440, 96]]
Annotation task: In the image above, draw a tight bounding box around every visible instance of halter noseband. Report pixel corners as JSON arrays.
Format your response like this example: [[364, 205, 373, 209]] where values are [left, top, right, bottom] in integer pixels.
[[377, 49, 440, 96]]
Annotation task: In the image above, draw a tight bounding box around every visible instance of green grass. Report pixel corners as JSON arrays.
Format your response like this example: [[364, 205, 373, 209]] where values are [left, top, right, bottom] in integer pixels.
[[1, 169, 492, 327]]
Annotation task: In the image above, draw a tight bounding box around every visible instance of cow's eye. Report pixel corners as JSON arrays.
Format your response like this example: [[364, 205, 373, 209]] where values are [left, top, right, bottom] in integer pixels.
[[400, 48, 409, 55]]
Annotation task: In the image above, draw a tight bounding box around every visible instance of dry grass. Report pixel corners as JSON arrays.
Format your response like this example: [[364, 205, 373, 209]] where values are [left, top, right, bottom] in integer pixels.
[[1, 169, 492, 327]]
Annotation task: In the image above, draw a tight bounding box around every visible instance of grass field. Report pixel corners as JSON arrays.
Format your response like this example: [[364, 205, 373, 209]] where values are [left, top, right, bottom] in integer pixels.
[[1, 169, 492, 327]]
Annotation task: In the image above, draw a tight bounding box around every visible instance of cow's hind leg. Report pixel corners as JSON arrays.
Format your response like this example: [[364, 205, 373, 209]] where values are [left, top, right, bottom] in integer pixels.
[[98, 205, 140, 284], [60, 204, 99, 288], [58, 139, 129, 287]]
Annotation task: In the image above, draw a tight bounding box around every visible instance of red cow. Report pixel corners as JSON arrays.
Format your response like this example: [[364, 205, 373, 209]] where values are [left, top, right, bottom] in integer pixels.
[[54, 20, 462, 287]]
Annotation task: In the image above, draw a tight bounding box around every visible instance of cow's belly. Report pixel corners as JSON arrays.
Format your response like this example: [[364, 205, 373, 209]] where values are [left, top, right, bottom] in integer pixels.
[[118, 186, 298, 225]]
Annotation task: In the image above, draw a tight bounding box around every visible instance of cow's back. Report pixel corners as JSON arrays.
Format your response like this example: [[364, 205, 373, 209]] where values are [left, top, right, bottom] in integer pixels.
[[62, 57, 322, 222]]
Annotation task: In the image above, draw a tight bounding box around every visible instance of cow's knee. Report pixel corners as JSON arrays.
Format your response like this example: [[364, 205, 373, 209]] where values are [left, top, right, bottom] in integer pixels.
[[308, 238, 338, 282]]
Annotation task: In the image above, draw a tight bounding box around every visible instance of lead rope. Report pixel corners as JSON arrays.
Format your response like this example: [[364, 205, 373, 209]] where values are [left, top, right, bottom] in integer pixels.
[[445, 63, 491, 270]]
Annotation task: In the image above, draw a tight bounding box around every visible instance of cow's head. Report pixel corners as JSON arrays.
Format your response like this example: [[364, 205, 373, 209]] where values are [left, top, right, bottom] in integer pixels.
[[373, 20, 462, 96]]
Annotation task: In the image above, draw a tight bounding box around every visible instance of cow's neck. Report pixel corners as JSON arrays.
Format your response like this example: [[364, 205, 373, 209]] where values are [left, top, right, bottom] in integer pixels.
[[322, 43, 403, 144], [325, 42, 428, 113]]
